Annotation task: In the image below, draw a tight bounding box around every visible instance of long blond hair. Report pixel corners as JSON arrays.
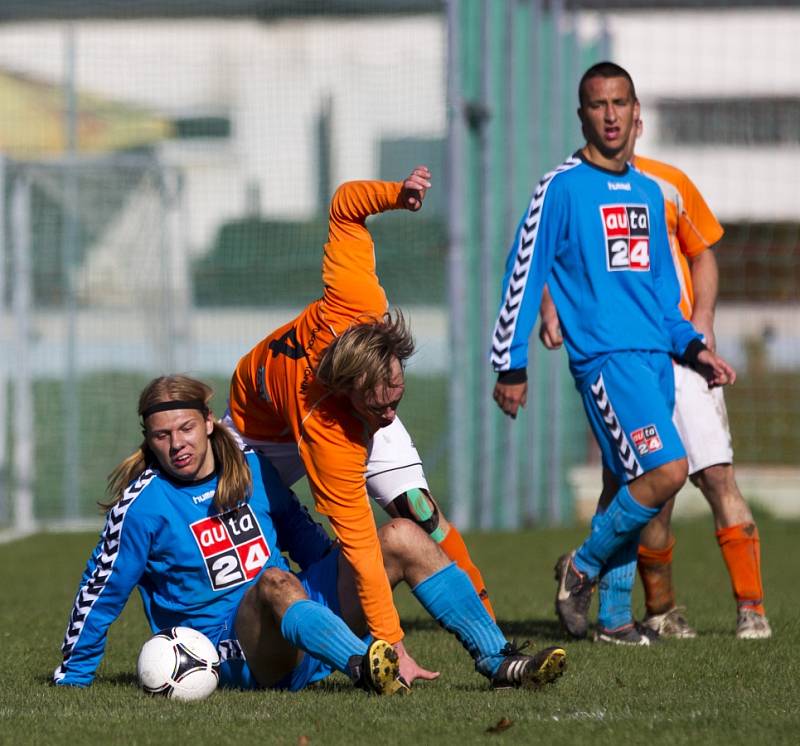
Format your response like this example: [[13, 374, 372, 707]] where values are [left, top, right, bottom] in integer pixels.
[[103, 375, 252, 512], [315, 309, 415, 397]]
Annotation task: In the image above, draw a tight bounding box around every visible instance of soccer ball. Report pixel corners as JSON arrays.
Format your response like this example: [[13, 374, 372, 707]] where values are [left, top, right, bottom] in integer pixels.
[[137, 626, 220, 701]]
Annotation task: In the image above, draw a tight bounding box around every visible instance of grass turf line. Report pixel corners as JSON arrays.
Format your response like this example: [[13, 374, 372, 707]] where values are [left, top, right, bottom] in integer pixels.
[[1, 519, 798, 745]]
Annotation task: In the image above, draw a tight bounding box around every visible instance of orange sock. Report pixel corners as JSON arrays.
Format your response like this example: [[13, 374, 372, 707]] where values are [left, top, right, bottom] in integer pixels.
[[439, 526, 495, 619], [716, 523, 765, 615], [637, 538, 676, 616]]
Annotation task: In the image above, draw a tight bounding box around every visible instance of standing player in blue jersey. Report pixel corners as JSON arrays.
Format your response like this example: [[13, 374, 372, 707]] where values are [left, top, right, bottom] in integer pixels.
[[539, 116, 772, 643], [54, 375, 566, 693], [490, 61, 736, 641]]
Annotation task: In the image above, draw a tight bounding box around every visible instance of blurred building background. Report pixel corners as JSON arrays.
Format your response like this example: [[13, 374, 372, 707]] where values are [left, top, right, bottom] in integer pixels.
[[0, 0, 798, 536]]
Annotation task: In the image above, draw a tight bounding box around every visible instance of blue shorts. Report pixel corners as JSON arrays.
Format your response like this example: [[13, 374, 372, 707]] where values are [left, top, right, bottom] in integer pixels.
[[581, 351, 685, 484], [217, 548, 348, 691]]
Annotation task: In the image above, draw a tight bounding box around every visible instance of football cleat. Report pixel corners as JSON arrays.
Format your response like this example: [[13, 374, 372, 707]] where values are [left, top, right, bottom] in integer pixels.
[[642, 606, 697, 639], [554, 552, 595, 639], [736, 609, 772, 640], [348, 639, 409, 695], [491, 641, 567, 690], [594, 622, 659, 646]]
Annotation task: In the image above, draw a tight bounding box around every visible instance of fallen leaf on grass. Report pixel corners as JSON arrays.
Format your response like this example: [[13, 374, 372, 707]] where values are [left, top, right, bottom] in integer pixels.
[[486, 717, 513, 734]]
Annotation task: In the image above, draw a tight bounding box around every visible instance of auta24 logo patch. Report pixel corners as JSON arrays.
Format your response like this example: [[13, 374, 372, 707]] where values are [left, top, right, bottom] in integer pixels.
[[190, 504, 270, 591], [631, 424, 662, 456], [600, 204, 650, 271]]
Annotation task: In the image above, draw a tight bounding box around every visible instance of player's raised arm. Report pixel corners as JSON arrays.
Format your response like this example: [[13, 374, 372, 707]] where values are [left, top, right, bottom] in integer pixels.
[[326, 165, 431, 244], [322, 167, 431, 319]]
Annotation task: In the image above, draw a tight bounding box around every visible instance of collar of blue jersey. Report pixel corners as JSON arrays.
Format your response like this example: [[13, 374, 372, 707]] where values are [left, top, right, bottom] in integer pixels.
[[157, 464, 219, 490], [575, 149, 630, 177]]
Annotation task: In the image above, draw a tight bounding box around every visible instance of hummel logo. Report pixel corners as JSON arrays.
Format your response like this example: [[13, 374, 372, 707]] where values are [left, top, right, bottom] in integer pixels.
[[192, 489, 216, 505], [607, 181, 631, 191]]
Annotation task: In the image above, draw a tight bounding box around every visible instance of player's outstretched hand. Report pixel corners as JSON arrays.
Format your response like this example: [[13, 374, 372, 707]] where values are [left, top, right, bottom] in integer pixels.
[[393, 640, 440, 686], [400, 165, 431, 212], [493, 381, 528, 419], [695, 349, 736, 387]]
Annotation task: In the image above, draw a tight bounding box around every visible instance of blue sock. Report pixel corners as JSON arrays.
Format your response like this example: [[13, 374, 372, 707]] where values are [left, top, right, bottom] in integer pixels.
[[574, 485, 658, 579], [280, 599, 367, 674], [597, 535, 638, 631], [412, 562, 508, 679]]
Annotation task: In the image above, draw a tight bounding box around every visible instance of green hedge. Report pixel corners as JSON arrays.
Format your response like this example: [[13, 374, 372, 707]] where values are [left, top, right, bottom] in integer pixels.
[[192, 211, 448, 307]]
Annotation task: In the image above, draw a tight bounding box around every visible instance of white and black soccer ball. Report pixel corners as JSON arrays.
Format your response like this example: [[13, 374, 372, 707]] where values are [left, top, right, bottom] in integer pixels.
[[137, 626, 220, 701]]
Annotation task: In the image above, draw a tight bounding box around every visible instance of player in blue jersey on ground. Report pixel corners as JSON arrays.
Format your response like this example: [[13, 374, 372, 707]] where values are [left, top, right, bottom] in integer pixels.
[[54, 375, 566, 693], [490, 62, 736, 642]]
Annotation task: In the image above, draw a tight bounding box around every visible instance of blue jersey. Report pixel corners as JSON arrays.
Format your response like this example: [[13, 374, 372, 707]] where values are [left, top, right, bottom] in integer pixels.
[[53, 449, 332, 687], [491, 153, 701, 390]]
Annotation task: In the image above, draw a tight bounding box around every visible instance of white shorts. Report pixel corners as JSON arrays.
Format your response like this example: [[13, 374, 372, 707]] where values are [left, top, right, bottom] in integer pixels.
[[220, 413, 428, 510], [672, 362, 734, 475]]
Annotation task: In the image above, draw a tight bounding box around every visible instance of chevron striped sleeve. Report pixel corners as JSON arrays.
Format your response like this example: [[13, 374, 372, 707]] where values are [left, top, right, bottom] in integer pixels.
[[53, 473, 155, 686], [491, 158, 578, 375]]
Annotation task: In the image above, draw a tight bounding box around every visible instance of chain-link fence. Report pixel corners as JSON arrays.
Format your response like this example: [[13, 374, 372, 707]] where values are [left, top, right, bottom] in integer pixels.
[[1, 155, 190, 532], [1, 2, 798, 537]]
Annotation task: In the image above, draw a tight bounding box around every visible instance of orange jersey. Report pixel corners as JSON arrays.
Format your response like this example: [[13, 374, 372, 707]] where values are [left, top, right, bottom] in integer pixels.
[[229, 180, 405, 643], [632, 155, 724, 319]]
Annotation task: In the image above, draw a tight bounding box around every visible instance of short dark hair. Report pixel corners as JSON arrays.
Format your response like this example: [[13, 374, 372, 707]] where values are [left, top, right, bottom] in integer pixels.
[[578, 61, 637, 106]]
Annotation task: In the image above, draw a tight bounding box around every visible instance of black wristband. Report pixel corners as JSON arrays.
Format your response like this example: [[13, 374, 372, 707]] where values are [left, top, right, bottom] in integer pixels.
[[497, 368, 527, 385], [683, 338, 708, 367]]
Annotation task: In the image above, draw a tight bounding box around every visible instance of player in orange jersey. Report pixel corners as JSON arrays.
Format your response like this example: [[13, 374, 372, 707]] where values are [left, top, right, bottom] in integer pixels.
[[539, 120, 771, 641], [225, 166, 496, 684]]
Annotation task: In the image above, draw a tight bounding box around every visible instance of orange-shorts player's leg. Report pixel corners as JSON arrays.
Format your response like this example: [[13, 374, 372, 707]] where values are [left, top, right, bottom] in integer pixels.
[[388, 488, 494, 619], [637, 538, 676, 616], [716, 522, 765, 615], [439, 525, 495, 619]]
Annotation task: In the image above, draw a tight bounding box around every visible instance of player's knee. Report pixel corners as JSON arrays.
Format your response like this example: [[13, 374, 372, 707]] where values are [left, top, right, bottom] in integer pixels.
[[380, 518, 439, 571], [391, 488, 444, 541], [255, 567, 302, 605], [658, 458, 689, 496], [380, 517, 422, 552]]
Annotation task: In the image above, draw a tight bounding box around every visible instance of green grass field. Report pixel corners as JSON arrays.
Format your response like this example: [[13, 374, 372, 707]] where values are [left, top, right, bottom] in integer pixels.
[[1, 518, 798, 745]]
